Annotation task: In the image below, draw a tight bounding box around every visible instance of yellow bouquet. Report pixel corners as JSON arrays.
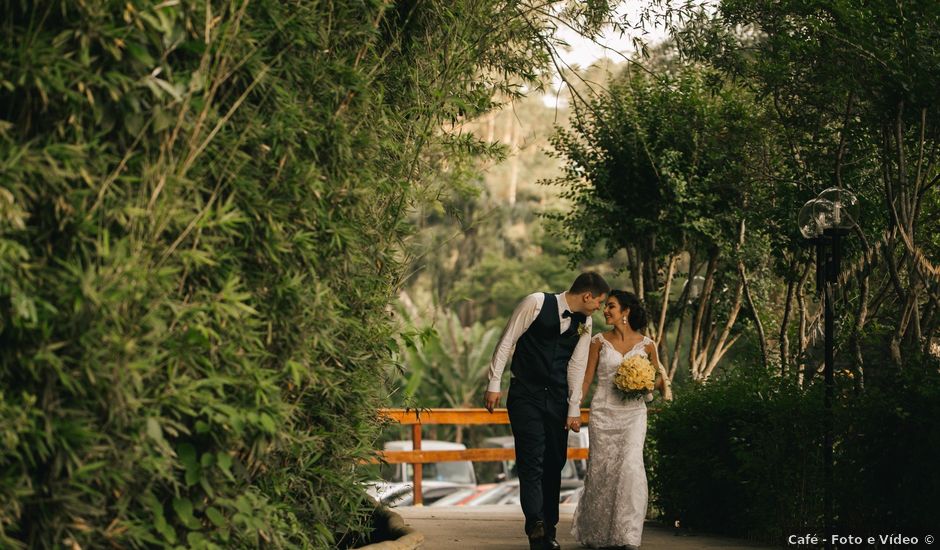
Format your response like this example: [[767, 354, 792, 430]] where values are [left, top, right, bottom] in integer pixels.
[[613, 355, 656, 399]]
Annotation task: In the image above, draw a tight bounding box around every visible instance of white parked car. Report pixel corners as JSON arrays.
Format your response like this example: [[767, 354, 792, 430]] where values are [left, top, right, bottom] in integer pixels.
[[367, 440, 476, 506], [482, 427, 590, 489]]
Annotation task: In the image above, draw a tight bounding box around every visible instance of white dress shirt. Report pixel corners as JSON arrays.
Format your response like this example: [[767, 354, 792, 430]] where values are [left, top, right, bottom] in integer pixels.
[[486, 291, 593, 417]]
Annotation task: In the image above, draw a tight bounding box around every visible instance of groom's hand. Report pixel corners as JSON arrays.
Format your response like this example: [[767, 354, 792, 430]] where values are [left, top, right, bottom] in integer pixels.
[[484, 391, 501, 413], [566, 416, 581, 432]]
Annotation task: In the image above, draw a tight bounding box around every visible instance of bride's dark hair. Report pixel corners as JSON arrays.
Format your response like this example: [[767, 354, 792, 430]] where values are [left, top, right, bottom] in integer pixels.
[[610, 290, 648, 331]]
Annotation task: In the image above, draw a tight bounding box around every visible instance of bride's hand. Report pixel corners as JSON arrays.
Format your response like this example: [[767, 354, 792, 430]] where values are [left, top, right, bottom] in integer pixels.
[[566, 416, 581, 432]]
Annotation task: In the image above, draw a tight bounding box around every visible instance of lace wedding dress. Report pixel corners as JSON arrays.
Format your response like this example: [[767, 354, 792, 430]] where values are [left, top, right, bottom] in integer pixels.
[[571, 333, 652, 548]]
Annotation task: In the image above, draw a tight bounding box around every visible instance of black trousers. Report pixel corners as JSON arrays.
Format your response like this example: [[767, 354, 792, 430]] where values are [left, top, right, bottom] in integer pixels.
[[507, 381, 568, 537]]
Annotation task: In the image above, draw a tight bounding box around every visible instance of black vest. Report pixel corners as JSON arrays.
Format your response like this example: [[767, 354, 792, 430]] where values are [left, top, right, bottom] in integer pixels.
[[510, 293, 585, 390]]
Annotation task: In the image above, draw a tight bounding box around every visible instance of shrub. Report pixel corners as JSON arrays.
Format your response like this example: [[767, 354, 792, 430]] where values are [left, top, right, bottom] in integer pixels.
[[649, 361, 940, 544], [0, 1, 620, 547], [0, 1, 407, 546], [834, 361, 940, 537]]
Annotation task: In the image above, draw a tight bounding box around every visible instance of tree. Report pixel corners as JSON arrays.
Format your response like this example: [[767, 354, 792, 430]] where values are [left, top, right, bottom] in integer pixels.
[[548, 63, 774, 387], [672, 0, 940, 382]]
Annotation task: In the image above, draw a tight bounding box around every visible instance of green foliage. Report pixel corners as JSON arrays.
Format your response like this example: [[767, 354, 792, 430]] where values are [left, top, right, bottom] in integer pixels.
[[833, 359, 940, 535], [396, 309, 501, 409], [699, 0, 940, 120], [551, 0, 940, 383], [451, 242, 580, 326], [650, 370, 825, 541], [404, 180, 583, 329], [649, 362, 940, 543], [546, 62, 779, 381], [0, 0, 622, 547], [671, 0, 940, 372], [0, 1, 409, 546], [548, 65, 766, 260]]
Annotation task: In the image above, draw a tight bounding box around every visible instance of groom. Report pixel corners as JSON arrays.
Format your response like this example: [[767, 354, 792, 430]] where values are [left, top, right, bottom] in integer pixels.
[[484, 272, 609, 550]]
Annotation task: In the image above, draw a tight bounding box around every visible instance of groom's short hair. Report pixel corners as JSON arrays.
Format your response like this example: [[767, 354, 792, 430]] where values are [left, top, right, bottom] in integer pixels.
[[570, 272, 610, 296]]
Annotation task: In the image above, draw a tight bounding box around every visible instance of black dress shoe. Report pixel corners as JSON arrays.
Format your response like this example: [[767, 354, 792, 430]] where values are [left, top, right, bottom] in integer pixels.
[[541, 525, 561, 550], [528, 521, 546, 550]]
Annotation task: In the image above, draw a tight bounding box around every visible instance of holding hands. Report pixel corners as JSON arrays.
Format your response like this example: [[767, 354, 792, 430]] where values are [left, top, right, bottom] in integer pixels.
[[566, 416, 581, 432]]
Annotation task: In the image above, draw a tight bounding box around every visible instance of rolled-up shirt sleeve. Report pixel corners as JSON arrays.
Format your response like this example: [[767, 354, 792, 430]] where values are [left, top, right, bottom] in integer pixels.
[[566, 316, 593, 417], [486, 293, 542, 393]]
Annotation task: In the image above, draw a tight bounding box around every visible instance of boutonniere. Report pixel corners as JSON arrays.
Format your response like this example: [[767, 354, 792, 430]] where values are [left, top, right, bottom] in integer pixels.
[[577, 322, 588, 336]]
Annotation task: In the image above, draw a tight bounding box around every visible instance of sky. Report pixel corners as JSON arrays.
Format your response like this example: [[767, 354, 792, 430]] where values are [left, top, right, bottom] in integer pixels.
[[543, 0, 700, 106], [555, 1, 670, 68]]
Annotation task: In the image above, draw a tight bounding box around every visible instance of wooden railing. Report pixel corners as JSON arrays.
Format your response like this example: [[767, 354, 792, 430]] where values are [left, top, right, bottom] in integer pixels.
[[375, 408, 591, 505]]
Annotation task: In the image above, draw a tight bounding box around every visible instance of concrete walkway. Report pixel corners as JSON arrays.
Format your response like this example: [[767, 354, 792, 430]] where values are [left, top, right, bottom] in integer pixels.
[[395, 504, 773, 550]]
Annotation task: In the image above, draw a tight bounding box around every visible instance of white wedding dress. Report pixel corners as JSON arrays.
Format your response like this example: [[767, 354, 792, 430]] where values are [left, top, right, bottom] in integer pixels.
[[572, 333, 651, 548]]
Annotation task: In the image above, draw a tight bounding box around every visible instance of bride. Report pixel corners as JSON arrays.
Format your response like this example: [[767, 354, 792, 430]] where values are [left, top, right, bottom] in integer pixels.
[[572, 290, 666, 549]]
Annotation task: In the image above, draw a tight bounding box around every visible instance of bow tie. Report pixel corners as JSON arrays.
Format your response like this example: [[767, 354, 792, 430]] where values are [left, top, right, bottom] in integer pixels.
[[562, 310, 575, 319]]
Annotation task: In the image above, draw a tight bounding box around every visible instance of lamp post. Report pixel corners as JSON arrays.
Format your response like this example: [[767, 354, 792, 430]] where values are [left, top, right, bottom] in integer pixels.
[[798, 187, 859, 550]]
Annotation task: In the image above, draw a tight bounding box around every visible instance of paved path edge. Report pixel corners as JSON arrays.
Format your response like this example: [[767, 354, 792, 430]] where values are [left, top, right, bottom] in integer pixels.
[[357, 506, 426, 550]]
